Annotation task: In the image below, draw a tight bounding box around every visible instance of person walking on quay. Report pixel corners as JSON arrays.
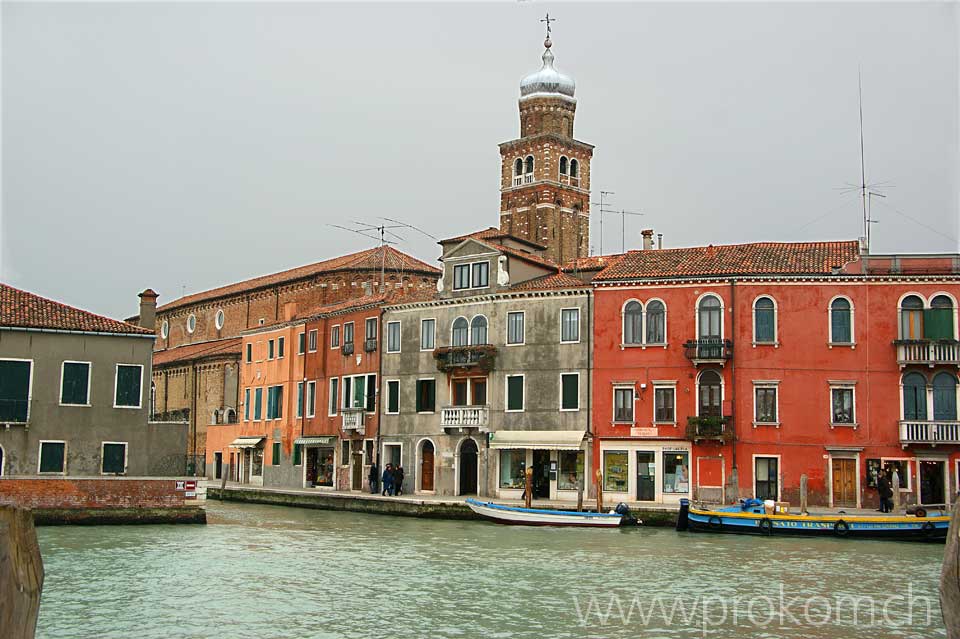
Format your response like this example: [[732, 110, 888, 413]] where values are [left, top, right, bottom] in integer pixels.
[[381, 463, 394, 497], [877, 470, 894, 513], [368, 462, 379, 495], [394, 466, 405, 496]]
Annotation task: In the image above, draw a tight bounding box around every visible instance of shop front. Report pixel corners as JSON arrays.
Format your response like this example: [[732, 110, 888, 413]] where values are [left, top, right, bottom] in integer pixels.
[[490, 430, 588, 502], [229, 437, 265, 486], [598, 440, 691, 505], [296, 436, 337, 489]]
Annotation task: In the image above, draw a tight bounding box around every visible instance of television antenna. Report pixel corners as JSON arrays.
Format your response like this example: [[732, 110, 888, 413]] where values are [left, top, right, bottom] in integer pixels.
[[591, 190, 615, 255], [327, 221, 407, 290]]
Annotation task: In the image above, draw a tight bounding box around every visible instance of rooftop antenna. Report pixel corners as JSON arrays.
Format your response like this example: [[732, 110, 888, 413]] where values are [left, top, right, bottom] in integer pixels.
[[592, 190, 615, 255], [858, 68, 869, 252], [867, 191, 885, 249], [615, 209, 644, 253], [327, 222, 404, 291]]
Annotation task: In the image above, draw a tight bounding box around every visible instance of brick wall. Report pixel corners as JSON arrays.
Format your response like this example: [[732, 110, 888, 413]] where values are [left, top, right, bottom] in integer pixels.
[[0, 478, 189, 510]]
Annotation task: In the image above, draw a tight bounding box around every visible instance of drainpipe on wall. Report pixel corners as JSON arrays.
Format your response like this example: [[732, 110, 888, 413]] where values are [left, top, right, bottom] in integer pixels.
[[729, 279, 738, 479], [586, 289, 593, 498]]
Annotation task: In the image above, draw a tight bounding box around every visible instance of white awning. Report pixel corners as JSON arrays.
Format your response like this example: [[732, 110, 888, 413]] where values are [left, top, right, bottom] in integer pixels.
[[293, 437, 336, 446], [229, 437, 264, 449], [488, 430, 586, 450]]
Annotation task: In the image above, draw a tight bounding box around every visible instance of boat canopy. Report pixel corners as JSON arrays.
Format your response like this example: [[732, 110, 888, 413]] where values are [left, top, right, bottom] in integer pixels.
[[228, 437, 264, 449], [488, 430, 585, 450]]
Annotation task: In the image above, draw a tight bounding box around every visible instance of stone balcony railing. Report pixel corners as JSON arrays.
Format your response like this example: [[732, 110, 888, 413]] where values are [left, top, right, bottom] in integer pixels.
[[894, 340, 960, 367], [685, 416, 733, 443], [440, 405, 490, 431], [434, 345, 497, 373], [342, 408, 365, 434], [683, 338, 733, 366], [899, 420, 960, 445]]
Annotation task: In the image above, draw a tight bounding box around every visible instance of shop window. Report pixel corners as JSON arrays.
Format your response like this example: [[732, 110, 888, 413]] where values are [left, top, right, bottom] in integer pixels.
[[663, 451, 690, 494], [499, 450, 526, 489], [101, 443, 126, 474], [114, 364, 143, 408], [60, 361, 90, 405], [603, 451, 628, 492], [558, 451, 583, 491]]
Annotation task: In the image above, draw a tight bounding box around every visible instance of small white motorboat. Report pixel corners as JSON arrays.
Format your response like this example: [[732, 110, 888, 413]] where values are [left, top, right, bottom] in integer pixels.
[[465, 498, 635, 527]]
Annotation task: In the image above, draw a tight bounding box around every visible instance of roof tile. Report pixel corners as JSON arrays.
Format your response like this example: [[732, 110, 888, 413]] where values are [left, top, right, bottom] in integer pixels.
[[0, 283, 154, 335]]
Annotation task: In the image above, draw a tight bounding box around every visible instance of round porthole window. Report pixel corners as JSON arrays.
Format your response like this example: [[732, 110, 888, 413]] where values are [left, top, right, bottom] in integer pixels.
[[187, 314, 197, 334], [160, 320, 169, 339], [215, 309, 225, 330]]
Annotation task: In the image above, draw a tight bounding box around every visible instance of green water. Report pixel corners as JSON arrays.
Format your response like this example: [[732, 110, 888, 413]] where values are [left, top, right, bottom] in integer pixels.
[[36, 501, 946, 638]]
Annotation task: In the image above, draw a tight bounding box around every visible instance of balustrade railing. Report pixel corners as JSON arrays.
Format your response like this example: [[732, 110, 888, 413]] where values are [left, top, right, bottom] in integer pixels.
[[899, 420, 960, 444]]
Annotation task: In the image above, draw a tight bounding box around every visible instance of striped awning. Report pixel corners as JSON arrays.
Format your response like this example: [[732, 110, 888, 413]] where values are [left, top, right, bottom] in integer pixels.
[[229, 437, 264, 449], [293, 436, 335, 446], [488, 430, 586, 450]]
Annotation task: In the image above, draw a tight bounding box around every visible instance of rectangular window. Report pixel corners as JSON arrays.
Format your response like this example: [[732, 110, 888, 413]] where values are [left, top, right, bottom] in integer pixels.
[[561, 308, 580, 343], [755, 456, 779, 500], [296, 382, 304, 418], [365, 318, 377, 341], [278, 336, 285, 358], [471, 262, 489, 288], [507, 311, 525, 345], [831, 387, 855, 424], [365, 374, 377, 412], [558, 451, 584, 491], [251, 448, 263, 477], [386, 380, 400, 414], [0, 359, 31, 422], [614, 387, 634, 423], [420, 319, 435, 350], [453, 264, 471, 290], [560, 373, 579, 411], [328, 378, 338, 416], [293, 444, 302, 466], [344, 322, 355, 345], [330, 325, 340, 348], [663, 451, 690, 494], [306, 381, 316, 418], [603, 451, 629, 492], [416, 379, 436, 413], [308, 329, 318, 352], [266, 385, 283, 419], [254, 387, 263, 420], [101, 442, 126, 474], [244, 388, 251, 421], [755, 386, 778, 424], [60, 361, 90, 406], [246, 343, 252, 363], [506, 375, 524, 412], [387, 321, 401, 353], [114, 364, 143, 408], [298, 332, 306, 355], [499, 449, 526, 489], [341, 440, 350, 466], [267, 339, 275, 360], [39, 441, 66, 474], [272, 441, 281, 466], [472, 379, 487, 405], [654, 387, 675, 423]]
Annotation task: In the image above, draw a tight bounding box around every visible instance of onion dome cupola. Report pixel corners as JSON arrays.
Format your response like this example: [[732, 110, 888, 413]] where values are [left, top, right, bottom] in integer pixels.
[[519, 37, 576, 100]]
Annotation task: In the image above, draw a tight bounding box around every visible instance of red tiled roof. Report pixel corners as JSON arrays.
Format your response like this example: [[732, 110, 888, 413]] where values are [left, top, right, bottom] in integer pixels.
[[0, 283, 154, 335], [153, 337, 242, 367], [593, 241, 861, 281], [563, 254, 627, 272], [510, 271, 589, 291], [156, 246, 440, 313], [444, 227, 547, 250]]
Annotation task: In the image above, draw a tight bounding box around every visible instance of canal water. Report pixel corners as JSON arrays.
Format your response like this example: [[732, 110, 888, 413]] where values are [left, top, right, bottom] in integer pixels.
[[36, 501, 946, 638]]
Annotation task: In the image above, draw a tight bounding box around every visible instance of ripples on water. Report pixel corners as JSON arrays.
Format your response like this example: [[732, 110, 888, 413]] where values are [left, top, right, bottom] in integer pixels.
[[36, 502, 946, 639]]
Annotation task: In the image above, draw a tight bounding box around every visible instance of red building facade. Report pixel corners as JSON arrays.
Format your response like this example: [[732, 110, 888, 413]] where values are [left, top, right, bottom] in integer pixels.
[[591, 242, 960, 508]]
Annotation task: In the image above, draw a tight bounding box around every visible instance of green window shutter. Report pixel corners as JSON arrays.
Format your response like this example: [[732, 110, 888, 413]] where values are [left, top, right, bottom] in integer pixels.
[[102, 443, 126, 474], [39, 442, 65, 473], [272, 442, 281, 465], [297, 383, 304, 417], [61, 362, 90, 405], [0, 360, 31, 421], [293, 444, 302, 466], [924, 308, 954, 340], [254, 388, 263, 420], [388, 381, 399, 413], [115, 366, 141, 407], [561, 375, 578, 409], [507, 376, 524, 410]]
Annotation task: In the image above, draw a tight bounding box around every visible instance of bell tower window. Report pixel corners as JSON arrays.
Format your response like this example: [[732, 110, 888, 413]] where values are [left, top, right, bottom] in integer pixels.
[[523, 156, 535, 183], [569, 159, 579, 186], [559, 157, 568, 177], [513, 158, 523, 186]]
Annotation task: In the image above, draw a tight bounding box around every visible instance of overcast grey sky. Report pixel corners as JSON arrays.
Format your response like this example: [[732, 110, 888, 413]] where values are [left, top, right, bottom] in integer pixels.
[[3, 2, 958, 319]]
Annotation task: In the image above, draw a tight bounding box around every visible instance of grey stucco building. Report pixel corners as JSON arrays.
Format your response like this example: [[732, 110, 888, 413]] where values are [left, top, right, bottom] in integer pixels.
[[0, 284, 188, 476], [379, 229, 594, 500]]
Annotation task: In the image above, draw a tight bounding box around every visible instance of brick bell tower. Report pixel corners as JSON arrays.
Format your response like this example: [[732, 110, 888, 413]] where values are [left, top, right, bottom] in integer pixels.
[[499, 24, 594, 263]]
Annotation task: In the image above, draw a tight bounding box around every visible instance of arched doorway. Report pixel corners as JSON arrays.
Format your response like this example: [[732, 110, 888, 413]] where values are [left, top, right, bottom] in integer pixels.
[[459, 439, 479, 495], [420, 440, 435, 492]]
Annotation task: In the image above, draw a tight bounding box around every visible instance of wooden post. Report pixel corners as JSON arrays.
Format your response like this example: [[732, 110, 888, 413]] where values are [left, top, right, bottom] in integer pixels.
[[799, 474, 808, 515], [524, 467, 533, 509], [595, 469, 603, 513], [891, 470, 901, 513], [940, 496, 960, 638], [577, 481, 584, 512], [0, 506, 44, 639], [219, 463, 229, 501]]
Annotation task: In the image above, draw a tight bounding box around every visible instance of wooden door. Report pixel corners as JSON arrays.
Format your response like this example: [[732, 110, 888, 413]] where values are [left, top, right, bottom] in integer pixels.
[[421, 443, 435, 491], [832, 458, 857, 507], [351, 452, 363, 490]]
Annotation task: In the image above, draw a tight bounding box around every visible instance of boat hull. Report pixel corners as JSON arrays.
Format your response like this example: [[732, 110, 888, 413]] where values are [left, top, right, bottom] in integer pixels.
[[465, 498, 624, 527]]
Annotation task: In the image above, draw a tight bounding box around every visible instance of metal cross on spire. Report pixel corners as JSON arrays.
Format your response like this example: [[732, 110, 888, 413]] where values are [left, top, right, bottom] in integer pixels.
[[541, 13, 555, 38]]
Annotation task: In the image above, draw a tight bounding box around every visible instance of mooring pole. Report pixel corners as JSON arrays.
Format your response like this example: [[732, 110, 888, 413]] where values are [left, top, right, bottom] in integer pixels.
[[0, 506, 44, 639], [220, 463, 229, 501], [595, 469, 603, 513], [524, 468, 533, 509], [940, 496, 960, 638]]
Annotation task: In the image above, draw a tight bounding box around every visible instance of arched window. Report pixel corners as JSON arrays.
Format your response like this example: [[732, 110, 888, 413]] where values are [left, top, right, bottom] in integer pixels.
[[902, 372, 927, 421], [514, 158, 523, 176], [830, 297, 852, 344], [623, 301, 642, 345], [570, 159, 579, 178], [899, 295, 925, 340], [524, 155, 534, 174], [698, 370, 722, 417], [470, 316, 488, 345], [697, 296, 722, 340], [754, 297, 776, 343], [646, 300, 666, 344], [928, 295, 955, 339], [933, 372, 957, 421], [452, 317, 468, 347], [559, 157, 568, 176]]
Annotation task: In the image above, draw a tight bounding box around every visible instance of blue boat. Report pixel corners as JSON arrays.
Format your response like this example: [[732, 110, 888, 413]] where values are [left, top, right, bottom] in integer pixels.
[[677, 498, 949, 541]]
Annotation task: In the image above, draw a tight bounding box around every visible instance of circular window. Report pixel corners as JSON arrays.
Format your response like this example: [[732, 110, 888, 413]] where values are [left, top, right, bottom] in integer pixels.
[[215, 309, 225, 330], [187, 314, 196, 334], [160, 320, 169, 339]]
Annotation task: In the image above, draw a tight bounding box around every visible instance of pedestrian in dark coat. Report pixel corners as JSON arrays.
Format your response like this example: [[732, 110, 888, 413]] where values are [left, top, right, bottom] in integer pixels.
[[877, 470, 894, 513], [368, 463, 379, 494], [381, 463, 394, 496], [394, 466, 405, 496]]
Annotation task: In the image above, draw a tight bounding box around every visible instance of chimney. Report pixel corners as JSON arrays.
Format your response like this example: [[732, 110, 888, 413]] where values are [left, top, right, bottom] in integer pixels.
[[641, 229, 655, 251], [138, 289, 159, 330], [283, 302, 298, 322], [657, 233, 663, 250]]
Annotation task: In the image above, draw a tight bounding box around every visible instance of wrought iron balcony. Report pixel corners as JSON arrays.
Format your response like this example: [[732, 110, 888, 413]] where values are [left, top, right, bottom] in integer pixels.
[[683, 338, 733, 365], [894, 340, 960, 367], [364, 338, 378, 353], [899, 420, 960, 445], [685, 416, 733, 443], [342, 408, 365, 434], [434, 345, 497, 373], [342, 342, 355, 356], [440, 405, 490, 431]]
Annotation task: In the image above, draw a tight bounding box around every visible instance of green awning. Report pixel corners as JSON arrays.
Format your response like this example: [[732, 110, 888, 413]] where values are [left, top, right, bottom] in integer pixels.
[[294, 436, 335, 446]]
